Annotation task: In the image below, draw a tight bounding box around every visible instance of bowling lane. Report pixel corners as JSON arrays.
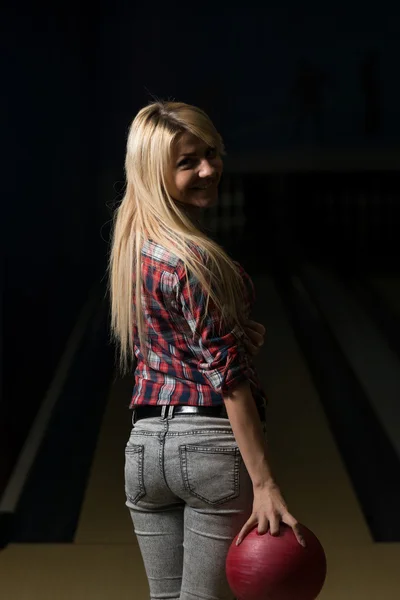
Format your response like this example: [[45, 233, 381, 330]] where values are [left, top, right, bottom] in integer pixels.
[[74, 374, 136, 545], [74, 275, 371, 550], [1, 275, 400, 599], [300, 264, 400, 461], [250, 276, 371, 546], [72, 274, 400, 599], [291, 263, 400, 542]]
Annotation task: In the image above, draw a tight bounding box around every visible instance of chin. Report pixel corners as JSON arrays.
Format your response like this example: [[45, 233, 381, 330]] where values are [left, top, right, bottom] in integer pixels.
[[194, 198, 216, 210], [199, 191, 218, 207]]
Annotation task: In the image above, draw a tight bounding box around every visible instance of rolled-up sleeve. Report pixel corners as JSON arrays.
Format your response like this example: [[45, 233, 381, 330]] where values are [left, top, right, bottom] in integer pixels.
[[175, 260, 252, 395]]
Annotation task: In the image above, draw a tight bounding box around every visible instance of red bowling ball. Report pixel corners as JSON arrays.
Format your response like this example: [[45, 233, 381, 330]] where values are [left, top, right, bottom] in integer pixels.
[[226, 524, 327, 600]]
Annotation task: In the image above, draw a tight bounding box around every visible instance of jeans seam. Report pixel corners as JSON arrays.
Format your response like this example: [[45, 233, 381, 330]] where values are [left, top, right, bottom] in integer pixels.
[[125, 444, 146, 504], [133, 429, 235, 437], [158, 418, 168, 479]]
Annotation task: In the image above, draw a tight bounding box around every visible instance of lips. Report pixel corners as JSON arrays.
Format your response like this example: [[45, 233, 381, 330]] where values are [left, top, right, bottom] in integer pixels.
[[192, 180, 216, 190]]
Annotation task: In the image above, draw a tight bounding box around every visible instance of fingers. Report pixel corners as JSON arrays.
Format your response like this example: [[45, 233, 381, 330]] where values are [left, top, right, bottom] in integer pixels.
[[257, 515, 269, 536], [236, 514, 306, 548], [243, 319, 266, 356], [268, 513, 281, 537], [244, 327, 264, 349], [282, 514, 306, 547], [243, 337, 260, 356], [246, 319, 266, 336], [236, 515, 258, 546], [293, 524, 306, 547], [236, 515, 279, 546]]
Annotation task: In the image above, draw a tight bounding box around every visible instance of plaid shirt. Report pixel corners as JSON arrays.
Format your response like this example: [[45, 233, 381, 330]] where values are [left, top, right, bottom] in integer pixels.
[[131, 239, 267, 412]]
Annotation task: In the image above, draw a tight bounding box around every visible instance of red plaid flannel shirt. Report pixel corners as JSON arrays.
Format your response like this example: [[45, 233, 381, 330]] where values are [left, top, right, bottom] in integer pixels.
[[131, 239, 267, 412]]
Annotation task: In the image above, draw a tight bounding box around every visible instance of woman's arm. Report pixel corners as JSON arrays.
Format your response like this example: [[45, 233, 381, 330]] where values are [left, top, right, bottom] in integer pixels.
[[223, 380, 305, 547], [174, 256, 303, 546], [223, 380, 272, 488]]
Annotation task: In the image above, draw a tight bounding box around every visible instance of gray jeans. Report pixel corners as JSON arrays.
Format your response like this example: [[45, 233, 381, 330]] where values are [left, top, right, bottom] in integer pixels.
[[124, 407, 255, 600]]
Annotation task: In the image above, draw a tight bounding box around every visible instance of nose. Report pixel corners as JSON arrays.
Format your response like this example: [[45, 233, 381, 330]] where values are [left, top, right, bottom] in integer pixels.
[[198, 159, 215, 179]]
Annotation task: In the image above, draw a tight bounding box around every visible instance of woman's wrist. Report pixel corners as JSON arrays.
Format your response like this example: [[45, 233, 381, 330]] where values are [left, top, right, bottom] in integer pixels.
[[223, 381, 276, 492], [252, 476, 277, 491]]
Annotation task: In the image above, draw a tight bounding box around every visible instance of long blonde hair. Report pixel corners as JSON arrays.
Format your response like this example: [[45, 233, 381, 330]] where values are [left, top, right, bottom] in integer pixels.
[[109, 101, 247, 372]]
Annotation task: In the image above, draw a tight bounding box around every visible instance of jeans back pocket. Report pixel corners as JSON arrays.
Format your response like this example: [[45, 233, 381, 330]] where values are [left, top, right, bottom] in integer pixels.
[[180, 445, 241, 505], [125, 443, 146, 505]]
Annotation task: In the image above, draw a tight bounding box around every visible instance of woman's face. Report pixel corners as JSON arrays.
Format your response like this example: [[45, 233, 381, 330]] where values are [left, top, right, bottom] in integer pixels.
[[165, 131, 223, 209]]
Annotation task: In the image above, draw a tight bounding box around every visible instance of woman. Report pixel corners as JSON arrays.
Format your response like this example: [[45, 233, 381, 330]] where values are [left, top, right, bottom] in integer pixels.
[[109, 101, 304, 600]]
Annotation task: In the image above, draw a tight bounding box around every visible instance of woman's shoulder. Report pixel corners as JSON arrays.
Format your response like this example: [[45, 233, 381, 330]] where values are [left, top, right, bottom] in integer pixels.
[[142, 238, 182, 270], [145, 237, 209, 269]]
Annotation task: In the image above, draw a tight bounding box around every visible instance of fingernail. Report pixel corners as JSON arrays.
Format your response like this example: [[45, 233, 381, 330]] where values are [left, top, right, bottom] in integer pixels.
[[236, 538, 241, 546]]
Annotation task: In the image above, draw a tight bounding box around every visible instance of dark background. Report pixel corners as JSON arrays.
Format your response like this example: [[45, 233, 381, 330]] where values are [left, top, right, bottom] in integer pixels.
[[2, 4, 400, 510]]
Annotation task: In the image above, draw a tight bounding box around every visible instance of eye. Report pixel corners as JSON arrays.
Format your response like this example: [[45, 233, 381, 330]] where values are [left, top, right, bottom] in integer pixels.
[[177, 158, 193, 168]]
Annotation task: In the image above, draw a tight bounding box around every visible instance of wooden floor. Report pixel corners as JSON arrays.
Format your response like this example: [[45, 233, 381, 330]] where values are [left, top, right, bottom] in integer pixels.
[[1, 276, 399, 599]]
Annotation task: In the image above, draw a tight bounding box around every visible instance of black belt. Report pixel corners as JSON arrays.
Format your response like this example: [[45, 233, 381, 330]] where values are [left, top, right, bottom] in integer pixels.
[[132, 404, 265, 423]]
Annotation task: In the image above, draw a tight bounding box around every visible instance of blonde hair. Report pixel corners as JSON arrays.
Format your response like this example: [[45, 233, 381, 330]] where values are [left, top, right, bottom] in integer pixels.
[[109, 101, 247, 372]]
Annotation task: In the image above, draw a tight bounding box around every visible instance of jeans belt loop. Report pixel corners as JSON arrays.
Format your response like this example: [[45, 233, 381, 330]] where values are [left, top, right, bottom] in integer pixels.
[[167, 405, 175, 420], [161, 406, 168, 420]]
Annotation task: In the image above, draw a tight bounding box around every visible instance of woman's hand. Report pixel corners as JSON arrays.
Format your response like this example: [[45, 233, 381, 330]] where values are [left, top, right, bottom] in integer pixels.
[[236, 480, 306, 547], [243, 319, 266, 356]]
